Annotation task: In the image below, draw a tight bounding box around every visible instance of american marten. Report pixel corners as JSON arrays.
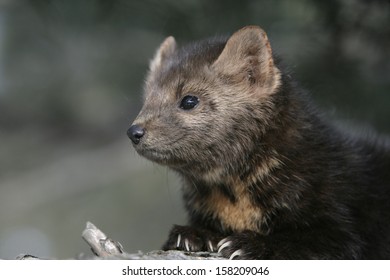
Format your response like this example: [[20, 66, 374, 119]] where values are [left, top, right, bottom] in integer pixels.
[[127, 26, 390, 259]]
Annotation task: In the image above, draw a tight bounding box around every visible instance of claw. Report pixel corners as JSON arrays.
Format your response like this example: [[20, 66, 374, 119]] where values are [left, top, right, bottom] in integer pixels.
[[217, 240, 232, 253], [184, 238, 190, 251], [217, 237, 228, 249], [229, 249, 243, 260], [207, 240, 214, 252], [176, 234, 181, 248]]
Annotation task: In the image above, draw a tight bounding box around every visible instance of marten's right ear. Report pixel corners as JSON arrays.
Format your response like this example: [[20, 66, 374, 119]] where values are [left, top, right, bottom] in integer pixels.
[[149, 36, 176, 72], [212, 26, 280, 92]]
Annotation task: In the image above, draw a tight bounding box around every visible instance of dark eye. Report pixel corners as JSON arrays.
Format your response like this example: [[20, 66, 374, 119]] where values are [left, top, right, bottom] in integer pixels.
[[179, 95, 199, 110]]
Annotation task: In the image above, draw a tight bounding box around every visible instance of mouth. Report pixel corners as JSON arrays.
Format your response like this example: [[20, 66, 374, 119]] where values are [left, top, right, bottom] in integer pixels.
[[133, 145, 187, 168], [141, 149, 170, 163]]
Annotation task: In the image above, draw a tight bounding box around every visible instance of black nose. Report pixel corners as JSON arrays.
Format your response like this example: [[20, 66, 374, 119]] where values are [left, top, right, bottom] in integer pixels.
[[127, 124, 145, 144]]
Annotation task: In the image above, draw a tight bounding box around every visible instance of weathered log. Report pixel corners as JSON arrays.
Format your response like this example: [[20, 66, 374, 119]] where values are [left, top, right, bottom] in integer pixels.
[[16, 221, 225, 260]]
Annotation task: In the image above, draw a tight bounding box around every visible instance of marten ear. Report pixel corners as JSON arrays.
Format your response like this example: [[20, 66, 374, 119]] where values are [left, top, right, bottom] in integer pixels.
[[149, 36, 176, 72], [212, 26, 280, 90]]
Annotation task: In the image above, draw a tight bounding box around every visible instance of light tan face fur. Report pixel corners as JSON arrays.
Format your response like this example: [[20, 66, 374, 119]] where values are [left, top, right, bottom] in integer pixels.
[[131, 26, 281, 177]]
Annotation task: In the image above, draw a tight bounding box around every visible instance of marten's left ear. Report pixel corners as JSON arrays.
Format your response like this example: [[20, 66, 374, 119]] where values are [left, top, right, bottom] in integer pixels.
[[149, 36, 176, 72], [212, 26, 280, 91]]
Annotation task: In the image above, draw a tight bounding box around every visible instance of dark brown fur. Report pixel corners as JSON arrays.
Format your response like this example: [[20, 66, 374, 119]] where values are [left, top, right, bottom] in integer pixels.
[[128, 26, 390, 259]]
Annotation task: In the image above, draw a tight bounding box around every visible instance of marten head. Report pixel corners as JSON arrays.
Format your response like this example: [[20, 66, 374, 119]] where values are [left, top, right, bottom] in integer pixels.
[[128, 26, 281, 180]]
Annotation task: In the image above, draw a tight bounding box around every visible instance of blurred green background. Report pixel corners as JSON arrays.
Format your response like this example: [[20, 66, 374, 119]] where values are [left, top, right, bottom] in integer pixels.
[[0, 0, 389, 259]]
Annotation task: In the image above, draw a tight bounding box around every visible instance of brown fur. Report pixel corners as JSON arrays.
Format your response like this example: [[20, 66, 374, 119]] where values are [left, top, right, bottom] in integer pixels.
[[204, 188, 262, 232]]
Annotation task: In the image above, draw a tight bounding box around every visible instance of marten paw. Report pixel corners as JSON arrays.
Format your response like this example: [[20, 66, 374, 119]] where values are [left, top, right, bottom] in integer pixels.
[[217, 230, 263, 260], [162, 225, 221, 252]]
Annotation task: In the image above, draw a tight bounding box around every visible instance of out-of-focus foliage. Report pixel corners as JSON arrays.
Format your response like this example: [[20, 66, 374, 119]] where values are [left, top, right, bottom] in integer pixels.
[[0, 0, 388, 259]]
